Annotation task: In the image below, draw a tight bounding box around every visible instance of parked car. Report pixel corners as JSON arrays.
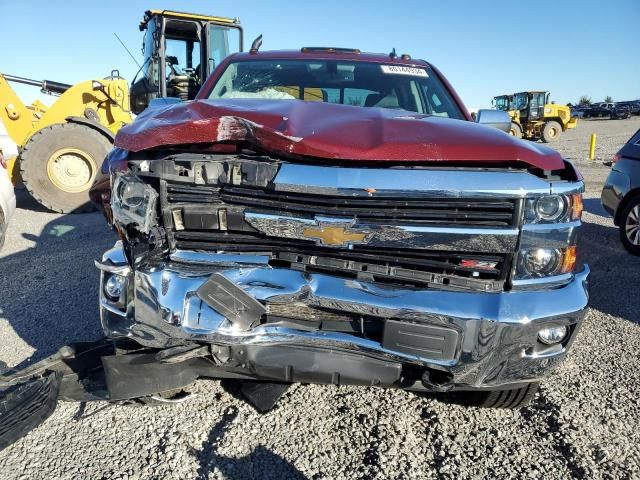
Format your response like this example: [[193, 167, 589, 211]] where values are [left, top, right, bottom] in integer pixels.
[[0, 149, 16, 250], [616, 101, 640, 115], [571, 106, 586, 118], [601, 128, 640, 254], [584, 103, 631, 119], [0, 47, 591, 449]]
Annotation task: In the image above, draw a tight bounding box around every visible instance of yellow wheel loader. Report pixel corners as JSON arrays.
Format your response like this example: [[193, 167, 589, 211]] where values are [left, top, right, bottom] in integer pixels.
[[511, 91, 577, 143], [492, 94, 522, 137], [0, 10, 242, 213], [0, 73, 131, 212]]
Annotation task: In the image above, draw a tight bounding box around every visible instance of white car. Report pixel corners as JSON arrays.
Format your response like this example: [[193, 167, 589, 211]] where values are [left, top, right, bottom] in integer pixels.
[[0, 150, 16, 250]]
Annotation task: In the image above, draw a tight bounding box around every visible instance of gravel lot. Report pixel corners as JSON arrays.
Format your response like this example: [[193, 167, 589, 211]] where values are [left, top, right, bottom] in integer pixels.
[[1, 117, 639, 479]]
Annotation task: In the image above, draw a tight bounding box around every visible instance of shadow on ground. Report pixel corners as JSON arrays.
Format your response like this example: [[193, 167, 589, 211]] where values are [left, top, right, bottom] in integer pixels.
[[583, 198, 609, 217], [580, 218, 640, 324], [0, 191, 116, 368], [190, 406, 308, 480]]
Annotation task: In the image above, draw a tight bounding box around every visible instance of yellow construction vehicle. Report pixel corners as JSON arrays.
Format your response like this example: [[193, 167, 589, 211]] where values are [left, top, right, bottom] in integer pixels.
[[492, 94, 523, 137], [497, 91, 577, 142], [0, 73, 131, 212], [0, 10, 242, 213]]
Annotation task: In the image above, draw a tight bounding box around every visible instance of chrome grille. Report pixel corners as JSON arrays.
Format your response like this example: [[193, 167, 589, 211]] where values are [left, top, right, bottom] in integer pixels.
[[164, 181, 515, 291]]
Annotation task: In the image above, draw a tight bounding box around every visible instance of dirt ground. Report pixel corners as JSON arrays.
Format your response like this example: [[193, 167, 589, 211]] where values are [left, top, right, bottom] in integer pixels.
[[0, 117, 639, 479]]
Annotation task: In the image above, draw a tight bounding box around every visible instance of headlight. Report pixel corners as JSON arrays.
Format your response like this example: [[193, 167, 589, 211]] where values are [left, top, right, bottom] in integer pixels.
[[524, 193, 582, 224], [535, 195, 565, 221], [520, 248, 561, 276], [117, 179, 146, 208], [111, 174, 158, 233], [516, 246, 577, 279]]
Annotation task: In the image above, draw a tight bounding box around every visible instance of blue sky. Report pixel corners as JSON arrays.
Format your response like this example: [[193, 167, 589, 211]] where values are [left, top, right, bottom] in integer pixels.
[[1, 0, 638, 109]]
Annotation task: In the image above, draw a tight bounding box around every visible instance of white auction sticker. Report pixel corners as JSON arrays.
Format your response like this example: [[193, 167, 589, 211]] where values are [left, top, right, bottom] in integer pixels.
[[380, 65, 429, 77]]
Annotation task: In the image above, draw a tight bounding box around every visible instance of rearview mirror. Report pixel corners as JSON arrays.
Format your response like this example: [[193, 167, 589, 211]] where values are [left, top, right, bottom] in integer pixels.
[[475, 109, 511, 133]]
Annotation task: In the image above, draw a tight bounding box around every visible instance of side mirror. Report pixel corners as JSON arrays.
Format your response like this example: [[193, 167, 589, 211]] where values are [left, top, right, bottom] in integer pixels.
[[475, 109, 511, 133]]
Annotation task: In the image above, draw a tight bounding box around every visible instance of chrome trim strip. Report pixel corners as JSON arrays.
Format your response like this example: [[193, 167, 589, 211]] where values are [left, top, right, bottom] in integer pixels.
[[95, 260, 131, 275], [171, 251, 270, 265], [274, 164, 584, 198], [244, 212, 519, 253], [520, 221, 581, 249], [94, 241, 130, 274], [100, 300, 128, 318], [511, 272, 574, 289]]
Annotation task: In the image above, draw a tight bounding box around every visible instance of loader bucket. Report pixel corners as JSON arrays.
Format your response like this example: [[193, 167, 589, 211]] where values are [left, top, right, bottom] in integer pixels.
[[0, 372, 62, 450]]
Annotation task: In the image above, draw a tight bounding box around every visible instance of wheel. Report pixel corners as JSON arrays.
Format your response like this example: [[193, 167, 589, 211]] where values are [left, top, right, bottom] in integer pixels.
[[509, 122, 523, 138], [19, 123, 112, 213], [619, 195, 640, 255], [541, 121, 561, 143], [460, 383, 539, 409]]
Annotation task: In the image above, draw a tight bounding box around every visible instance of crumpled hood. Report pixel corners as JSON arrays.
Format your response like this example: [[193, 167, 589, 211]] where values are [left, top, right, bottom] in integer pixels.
[[115, 99, 565, 170]]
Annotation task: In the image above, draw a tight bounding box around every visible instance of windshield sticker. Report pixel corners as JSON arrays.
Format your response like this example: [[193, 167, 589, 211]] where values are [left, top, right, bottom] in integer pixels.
[[380, 65, 428, 77]]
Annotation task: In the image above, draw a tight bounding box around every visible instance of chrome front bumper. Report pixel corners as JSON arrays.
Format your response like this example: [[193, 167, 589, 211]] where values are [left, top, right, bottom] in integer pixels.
[[97, 243, 590, 391]]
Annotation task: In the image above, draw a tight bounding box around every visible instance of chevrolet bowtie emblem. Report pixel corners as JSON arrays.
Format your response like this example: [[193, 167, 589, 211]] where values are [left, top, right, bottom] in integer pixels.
[[303, 226, 369, 247]]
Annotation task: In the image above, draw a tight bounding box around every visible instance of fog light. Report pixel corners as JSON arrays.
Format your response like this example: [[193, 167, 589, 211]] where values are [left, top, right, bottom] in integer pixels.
[[538, 326, 568, 345], [104, 275, 125, 301]]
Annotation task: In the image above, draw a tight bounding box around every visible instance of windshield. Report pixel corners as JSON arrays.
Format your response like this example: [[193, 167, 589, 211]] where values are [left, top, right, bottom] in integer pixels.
[[513, 93, 529, 110], [494, 96, 510, 111], [207, 59, 465, 119]]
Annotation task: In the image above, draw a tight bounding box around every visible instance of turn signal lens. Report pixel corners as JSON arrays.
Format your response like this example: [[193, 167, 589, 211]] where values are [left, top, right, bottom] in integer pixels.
[[561, 246, 577, 274], [571, 194, 583, 221]]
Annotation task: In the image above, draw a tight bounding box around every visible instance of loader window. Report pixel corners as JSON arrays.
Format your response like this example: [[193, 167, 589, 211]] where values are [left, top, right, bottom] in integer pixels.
[[164, 20, 202, 100], [207, 25, 241, 73], [141, 18, 160, 90]]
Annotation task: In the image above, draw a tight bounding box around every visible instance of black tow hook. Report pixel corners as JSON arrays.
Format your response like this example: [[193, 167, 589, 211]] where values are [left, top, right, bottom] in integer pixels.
[[421, 370, 454, 392]]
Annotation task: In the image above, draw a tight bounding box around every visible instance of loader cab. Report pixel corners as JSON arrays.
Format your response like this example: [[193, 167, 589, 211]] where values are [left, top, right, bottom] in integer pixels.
[[493, 95, 512, 112], [130, 10, 243, 114], [513, 91, 549, 121]]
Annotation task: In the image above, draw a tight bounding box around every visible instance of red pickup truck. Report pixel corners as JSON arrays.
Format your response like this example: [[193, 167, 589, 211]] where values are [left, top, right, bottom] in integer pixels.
[[0, 48, 589, 450]]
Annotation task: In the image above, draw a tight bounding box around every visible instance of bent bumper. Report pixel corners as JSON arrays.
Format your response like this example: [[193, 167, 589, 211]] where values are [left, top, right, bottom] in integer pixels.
[[98, 243, 590, 391]]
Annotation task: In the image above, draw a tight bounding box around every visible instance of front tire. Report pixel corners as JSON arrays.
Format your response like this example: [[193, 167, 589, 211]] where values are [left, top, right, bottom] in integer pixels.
[[510, 122, 523, 138], [619, 195, 640, 255], [541, 121, 561, 143], [461, 383, 539, 409], [19, 123, 112, 213]]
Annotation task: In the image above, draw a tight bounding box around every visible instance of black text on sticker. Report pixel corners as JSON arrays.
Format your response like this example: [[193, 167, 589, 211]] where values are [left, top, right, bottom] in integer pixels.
[[380, 65, 429, 77]]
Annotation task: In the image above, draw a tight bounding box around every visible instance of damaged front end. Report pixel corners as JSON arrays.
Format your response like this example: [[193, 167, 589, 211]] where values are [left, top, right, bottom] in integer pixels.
[[97, 150, 589, 394]]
